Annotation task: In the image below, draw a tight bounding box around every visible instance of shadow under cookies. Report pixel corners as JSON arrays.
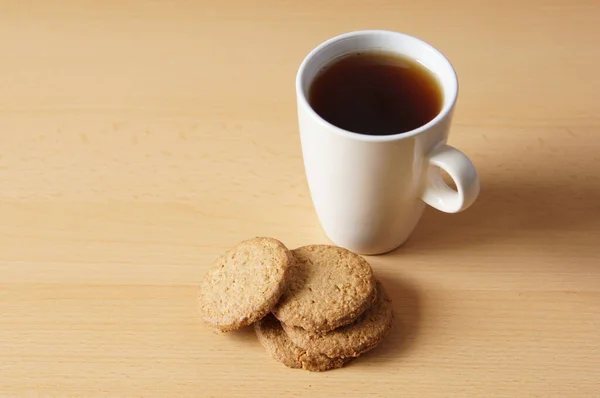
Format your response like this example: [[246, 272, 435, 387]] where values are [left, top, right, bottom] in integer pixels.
[[224, 324, 259, 344], [356, 273, 422, 365]]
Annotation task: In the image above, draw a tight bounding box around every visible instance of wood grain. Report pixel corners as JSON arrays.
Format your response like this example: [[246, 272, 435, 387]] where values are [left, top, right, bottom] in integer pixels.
[[1, 0, 599, 396]]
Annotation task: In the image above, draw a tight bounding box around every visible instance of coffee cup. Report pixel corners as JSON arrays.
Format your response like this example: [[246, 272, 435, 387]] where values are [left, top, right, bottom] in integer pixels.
[[296, 30, 480, 255]]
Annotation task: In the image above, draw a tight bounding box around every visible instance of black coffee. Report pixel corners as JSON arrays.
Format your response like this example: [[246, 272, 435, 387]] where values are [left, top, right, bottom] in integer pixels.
[[308, 51, 443, 136]]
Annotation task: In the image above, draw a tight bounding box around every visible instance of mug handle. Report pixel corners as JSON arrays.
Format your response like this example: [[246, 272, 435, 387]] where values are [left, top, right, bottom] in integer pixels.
[[421, 144, 480, 213]]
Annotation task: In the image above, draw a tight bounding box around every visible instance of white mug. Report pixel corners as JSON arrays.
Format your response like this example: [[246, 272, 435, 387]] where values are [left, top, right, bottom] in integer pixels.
[[296, 30, 480, 255]]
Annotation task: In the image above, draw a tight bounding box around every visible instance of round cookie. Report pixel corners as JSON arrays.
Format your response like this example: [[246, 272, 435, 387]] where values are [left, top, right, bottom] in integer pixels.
[[272, 245, 376, 334], [282, 281, 393, 358], [254, 314, 350, 372], [198, 237, 293, 332]]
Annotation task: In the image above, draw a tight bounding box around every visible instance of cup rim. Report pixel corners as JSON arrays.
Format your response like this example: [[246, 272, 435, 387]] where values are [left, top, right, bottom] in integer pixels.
[[296, 30, 459, 142]]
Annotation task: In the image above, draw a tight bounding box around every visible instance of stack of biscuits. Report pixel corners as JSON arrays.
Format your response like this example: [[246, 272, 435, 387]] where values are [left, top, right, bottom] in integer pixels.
[[198, 237, 393, 372]]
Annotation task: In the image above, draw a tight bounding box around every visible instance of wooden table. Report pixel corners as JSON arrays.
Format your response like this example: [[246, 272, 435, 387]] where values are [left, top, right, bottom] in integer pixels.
[[1, 1, 599, 396]]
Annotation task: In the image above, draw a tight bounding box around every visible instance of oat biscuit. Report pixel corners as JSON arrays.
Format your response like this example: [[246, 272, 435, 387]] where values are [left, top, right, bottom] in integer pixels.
[[254, 314, 350, 372], [198, 237, 293, 332], [272, 245, 376, 334], [282, 281, 393, 358]]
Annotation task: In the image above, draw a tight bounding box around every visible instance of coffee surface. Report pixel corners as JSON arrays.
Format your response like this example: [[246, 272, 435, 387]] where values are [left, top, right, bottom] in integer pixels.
[[309, 51, 443, 136]]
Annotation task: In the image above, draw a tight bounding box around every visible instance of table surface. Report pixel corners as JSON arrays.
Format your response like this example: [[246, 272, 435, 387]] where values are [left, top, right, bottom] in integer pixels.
[[1, 1, 599, 397]]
